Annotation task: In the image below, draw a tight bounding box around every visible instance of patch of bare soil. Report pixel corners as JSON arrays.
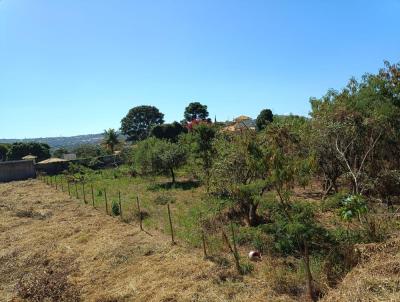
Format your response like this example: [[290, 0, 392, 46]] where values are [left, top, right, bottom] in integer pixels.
[[0, 180, 286, 302]]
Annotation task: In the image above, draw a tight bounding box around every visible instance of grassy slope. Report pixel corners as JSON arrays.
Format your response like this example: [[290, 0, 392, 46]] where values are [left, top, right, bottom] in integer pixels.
[[2, 173, 399, 301], [0, 180, 296, 302]]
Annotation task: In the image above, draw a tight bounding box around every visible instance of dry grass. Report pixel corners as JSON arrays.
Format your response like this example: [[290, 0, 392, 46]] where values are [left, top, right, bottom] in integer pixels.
[[1, 180, 399, 302], [0, 180, 282, 302], [321, 237, 400, 302]]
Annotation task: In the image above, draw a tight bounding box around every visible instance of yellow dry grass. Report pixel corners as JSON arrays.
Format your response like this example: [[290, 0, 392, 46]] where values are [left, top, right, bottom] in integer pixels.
[[0, 180, 293, 302], [2, 180, 398, 302], [321, 237, 400, 302]]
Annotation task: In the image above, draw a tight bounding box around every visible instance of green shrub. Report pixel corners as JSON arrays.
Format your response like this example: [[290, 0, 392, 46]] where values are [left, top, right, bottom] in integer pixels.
[[111, 201, 120, 216], [239, 261, 254, 275], [321, 192, 348, 212], [235, 226, 272, 253]]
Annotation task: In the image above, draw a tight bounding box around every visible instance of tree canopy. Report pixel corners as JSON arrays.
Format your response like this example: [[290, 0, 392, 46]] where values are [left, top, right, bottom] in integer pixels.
[[0, 144, 10, 161], [310, 62, 400, 196], [150, 122, 187, 142], [103, 128, 120, 153], [255, 108, 273, 130], [72, 144, 109, 158], [184, 102, 209, 122], [133, 137, 187, 183], [120, 105, 164, 142], [6, 142, 51, 161]]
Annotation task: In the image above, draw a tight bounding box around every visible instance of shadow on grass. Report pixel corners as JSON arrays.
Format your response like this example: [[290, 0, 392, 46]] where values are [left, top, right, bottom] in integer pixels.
[[147, 180, 200, 191]]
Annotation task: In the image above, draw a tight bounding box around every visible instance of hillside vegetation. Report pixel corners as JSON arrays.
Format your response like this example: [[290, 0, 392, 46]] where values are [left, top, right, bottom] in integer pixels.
[[2, 61, 400, 302]]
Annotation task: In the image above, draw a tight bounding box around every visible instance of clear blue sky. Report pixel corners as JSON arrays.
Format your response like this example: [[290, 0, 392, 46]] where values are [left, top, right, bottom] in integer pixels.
[[1, 0, 399, 138]]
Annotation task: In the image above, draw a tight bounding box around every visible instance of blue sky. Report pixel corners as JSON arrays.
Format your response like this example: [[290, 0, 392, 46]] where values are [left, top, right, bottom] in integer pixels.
[[1, 0, 399, 138]]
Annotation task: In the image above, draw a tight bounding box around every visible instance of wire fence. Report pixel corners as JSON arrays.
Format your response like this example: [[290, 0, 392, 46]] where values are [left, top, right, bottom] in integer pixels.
[[37, 173, 249, 273]]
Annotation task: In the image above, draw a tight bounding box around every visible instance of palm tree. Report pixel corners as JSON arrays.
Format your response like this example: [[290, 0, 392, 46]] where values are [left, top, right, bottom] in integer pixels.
[[103, 128, 119, 153]]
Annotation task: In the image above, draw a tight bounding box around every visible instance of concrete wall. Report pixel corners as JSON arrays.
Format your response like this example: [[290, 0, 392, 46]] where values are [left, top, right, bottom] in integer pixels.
[[0, 160, 36, 182]]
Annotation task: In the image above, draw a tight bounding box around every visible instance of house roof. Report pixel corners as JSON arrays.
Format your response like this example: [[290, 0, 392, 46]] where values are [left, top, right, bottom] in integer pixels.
[[234, 115, 251, 122], [22, 155, 37, 160], [37, 158, 67, 164]]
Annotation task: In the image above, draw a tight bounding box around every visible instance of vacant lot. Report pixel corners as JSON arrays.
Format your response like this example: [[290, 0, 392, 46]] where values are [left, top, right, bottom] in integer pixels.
[[1, 180, 399, 302], [0, 180, 291, 302]]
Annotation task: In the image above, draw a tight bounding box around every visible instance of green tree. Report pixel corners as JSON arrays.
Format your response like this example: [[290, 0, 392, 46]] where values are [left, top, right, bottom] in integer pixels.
[[255, 108, 273, 130], [134, 137, 187, 184], [210, 130, 269, 226], [262, 124, 318, 301], [150, 122, 187, 142], [267, 202, 329, 302], [7, 142, 51, 162], [0, 144, 10, 161], [120, 105, 164, 141], [103, 128, 120, 153], [181, 123, 216, 190], [310, 66, 400, 195], [72, 144, 108, 158], [184, 102, 209, 122], [53, 148, 69, 159]]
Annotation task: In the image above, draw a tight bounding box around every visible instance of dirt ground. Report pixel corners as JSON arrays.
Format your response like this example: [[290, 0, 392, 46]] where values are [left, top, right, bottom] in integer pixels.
[[2, 180, 399, 302], [0, 180, 291, 302]]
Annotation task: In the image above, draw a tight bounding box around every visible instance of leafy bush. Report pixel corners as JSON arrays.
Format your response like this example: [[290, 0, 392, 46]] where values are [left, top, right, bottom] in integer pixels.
[[235, 226, 272, 253], [133, 137, 187, 183], [111, 201, 120, 216], [265, 201, 331, 256], [67, 163, 93, 176], [321, 192, 348, 212], [339, 195, 368, 222]]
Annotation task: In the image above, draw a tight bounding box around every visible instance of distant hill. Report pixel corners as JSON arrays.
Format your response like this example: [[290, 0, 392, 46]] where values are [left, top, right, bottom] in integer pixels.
[[0, 133, 104, 150]]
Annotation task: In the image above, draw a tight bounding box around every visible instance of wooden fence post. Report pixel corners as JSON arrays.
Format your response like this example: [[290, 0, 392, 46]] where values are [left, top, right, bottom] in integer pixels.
[[91, 184, 95, 208], [118, 191, 122, 219], [167, 203, 175, 245], [104, 188, 108, 215], [82, 183, 87, 204], [136, 196, 143, 231], [202, 229, 208, 259], [61, 177, 64, 192], [55, 176, 58, 190], [75, 182, 79, 199], [67, 181, 71, 196]]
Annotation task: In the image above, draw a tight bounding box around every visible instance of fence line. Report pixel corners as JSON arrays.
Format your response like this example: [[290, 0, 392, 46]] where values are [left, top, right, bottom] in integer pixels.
[[38, 174, 230, 263]]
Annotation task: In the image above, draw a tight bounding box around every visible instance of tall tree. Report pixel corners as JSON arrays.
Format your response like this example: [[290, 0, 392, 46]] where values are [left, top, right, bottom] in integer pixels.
[[184, 102, 209, 122], [6, 142, 51, 161], [103, 128, 120, 153], [255, 108, 273, 131], [210, 130, 268, 226], [72, 144, 108, 158], [310, 70, 400, 195], [0, 144, 10, 161], [120, 105, 164, 142], [133, 137, 187, 184], [184, 123, 216, 191], [150, 122, 187, 142]]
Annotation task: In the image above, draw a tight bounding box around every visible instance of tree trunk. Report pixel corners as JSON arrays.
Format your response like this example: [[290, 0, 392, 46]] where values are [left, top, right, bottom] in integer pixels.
[[170, 168, 175, 184], [248, 203, 259, 226], [303, 243, 315, 302]]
